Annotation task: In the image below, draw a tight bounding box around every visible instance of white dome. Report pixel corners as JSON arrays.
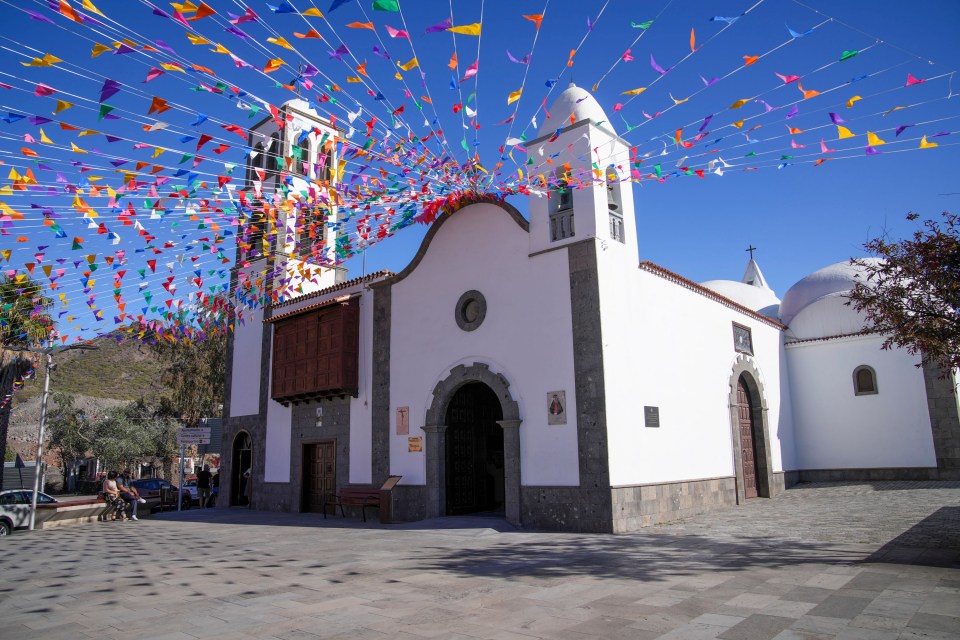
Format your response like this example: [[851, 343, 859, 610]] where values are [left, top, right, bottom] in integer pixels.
[[538, 83, 612, 136], [779, 259, 881, 326], [701, 280, 781, 318]]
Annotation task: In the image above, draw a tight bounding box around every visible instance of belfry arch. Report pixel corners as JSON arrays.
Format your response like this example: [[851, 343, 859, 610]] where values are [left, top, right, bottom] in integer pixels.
[[422, 363, 522, 524]]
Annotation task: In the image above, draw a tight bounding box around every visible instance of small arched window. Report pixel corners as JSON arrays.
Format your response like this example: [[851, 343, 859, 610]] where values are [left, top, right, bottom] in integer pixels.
[[606, 164, 624, 243], [267, 132, 281, 180], [248, 142, 264, 186], [300, 137, 312, 176], [853, 365, 878, 395]]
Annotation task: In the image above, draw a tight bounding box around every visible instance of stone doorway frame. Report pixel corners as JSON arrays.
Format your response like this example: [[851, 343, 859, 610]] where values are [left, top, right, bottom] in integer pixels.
[[728, 356, 774, 503], [422, 363, 522, 524]]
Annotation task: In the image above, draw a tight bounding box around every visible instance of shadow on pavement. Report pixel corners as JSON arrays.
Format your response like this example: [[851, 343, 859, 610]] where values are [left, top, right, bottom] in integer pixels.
[[866, 506, 960, 568]]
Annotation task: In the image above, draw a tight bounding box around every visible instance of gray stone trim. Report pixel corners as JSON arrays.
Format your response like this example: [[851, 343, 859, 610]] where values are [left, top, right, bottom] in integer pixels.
[[424, 363, 521, 425], [565, 239, 613, 533], [422, 363, 522, 521], [386, 200, 529, 286], [610, 477, 737, 531], [497, 420, 522, 525], [792, 467, 947, 482], [454, 290, 487, 332], [371, 284, 392, 485], [422, 425, 447, 519], [728, 355, 777, 503], [922, 361, 960, 472]]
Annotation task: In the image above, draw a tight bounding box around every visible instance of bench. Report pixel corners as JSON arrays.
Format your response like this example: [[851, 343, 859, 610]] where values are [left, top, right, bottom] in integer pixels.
[[324, 489, 381, 522], [323, 476, 402, 523]]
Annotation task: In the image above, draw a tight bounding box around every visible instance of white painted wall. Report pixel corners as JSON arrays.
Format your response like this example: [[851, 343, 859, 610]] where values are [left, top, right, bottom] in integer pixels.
[[787, 335, 936, 470], [602, 267, 790, 486], [263, 326, 293, 483], [349, 291, 374, 484], [229, 267, 263, 418], [389, 203, 580, 486]]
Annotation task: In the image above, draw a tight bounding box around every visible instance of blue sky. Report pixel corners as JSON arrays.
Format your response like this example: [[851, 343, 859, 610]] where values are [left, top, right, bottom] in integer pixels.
[[0, 0, 957, 341]]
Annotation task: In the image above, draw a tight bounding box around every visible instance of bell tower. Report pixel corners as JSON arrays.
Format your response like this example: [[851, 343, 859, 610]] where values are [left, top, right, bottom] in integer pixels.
[[526, 84, 637, 263], [239, 98, 345, 305]]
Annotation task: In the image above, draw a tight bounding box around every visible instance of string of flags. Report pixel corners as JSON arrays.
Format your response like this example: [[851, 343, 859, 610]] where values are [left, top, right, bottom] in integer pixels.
[[0, 0, 955, 346]]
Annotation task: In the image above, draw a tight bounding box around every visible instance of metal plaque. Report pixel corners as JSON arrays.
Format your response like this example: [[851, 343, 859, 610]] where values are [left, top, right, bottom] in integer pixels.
[[407, 436, 422, 453], [644, 406, 660, 429]]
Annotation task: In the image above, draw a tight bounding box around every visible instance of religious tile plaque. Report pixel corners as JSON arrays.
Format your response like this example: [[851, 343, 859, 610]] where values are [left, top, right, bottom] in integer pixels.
[[547, 390, 567, 425], [407, 436, 422, 453], [733, 323, 753, 355], [644, 406, 660, 428], [396, 406, 409, 435]]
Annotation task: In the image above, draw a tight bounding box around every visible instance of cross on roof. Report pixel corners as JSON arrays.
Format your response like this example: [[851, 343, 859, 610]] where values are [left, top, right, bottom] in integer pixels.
[[745, 244, 757, 260]]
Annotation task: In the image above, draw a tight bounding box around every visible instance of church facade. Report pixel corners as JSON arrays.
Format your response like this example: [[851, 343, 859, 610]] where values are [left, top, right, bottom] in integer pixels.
[[220, 89, 959, 533]]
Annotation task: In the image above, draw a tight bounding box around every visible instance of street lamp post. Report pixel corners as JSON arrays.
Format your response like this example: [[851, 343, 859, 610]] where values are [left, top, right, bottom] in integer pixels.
[[27, 348, 52, 531], [28, 341, 98, 531]]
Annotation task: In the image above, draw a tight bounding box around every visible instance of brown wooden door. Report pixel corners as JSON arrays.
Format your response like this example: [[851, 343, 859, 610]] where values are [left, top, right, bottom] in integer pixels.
[[737, 378, 758, 499], [445, 383, 504, 515], [302, 441, 335, 513]]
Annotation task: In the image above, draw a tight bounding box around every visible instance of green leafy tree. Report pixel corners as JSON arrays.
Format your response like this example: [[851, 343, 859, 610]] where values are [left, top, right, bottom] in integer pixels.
[[0, 275, 53, 489], [46, 393, 93, 486], [848, 211, 960, 371], [153, 330, 227, 427]]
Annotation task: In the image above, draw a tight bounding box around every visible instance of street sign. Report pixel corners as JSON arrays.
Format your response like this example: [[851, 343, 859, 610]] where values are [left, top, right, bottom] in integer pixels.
[[179, 427, 212, 437], [177, 427, 212, 445]]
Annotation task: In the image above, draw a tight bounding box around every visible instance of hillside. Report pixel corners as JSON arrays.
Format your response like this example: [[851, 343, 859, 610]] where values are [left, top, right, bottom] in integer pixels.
[[7, 334, 171, 455]]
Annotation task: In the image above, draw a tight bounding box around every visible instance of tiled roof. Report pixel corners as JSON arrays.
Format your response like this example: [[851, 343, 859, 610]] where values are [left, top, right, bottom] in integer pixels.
[[638, 261, 787, 329], [784, 331, 879, 346], [269, 270, 393, 311]]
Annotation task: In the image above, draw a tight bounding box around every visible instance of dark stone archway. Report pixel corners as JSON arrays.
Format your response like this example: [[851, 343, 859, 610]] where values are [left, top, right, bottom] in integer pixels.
[[422, 363, 521, 524]]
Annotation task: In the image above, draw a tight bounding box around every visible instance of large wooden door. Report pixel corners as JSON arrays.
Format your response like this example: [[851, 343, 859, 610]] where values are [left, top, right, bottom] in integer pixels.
[[445, 383, 504, 515], [302, 441, 336, 513], [737, 378, 758, 499]]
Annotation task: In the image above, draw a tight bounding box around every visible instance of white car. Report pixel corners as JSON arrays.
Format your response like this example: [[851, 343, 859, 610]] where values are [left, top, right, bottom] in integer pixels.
[[0, 489, 58, 535], [182, 479, 200, 505]]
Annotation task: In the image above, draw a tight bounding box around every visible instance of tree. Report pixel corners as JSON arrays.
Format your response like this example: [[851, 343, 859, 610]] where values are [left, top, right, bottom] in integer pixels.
[[153, 330, 227, 427], [0, 275, 53, 489], [46, 393, 92, 489], [848, 211, 960, 371]]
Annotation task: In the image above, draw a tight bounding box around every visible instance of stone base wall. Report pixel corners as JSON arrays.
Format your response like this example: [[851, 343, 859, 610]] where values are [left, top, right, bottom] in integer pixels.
[[610, 477, 737, 532], [390, 485, 428, 523], [771, 471, 786, 496], [520, 486, 613, 533], [790, 467, 954, 482]]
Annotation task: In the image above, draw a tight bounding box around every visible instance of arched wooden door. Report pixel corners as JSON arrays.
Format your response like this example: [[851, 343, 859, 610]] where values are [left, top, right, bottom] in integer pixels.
[[737, 377, 758, 499], [444, 382, 505, 515]]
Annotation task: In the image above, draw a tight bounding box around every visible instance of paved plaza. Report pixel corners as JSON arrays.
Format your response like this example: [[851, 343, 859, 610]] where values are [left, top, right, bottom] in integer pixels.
[[1, 481, 958, 640]]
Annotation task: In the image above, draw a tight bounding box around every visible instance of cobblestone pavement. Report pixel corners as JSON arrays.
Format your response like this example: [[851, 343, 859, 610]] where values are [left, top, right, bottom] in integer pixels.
[[1, 481, 957, 640]]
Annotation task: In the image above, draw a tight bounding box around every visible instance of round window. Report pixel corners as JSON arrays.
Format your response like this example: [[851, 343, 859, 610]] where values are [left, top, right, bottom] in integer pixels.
[[455, 290, 486, 331]]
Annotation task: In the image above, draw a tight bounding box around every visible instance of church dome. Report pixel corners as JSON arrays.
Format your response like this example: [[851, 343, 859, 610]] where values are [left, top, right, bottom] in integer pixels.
[[700, 280, 781, 318], [538, 83, 612, 136], [778, 259, 881, 338]]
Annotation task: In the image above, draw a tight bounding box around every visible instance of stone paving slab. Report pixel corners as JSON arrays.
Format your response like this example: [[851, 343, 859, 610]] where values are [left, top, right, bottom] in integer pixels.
[[0, 481, 958, 639]]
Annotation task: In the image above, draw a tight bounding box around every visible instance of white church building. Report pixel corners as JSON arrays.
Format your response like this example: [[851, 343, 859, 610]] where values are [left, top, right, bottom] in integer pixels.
[[220, 88, 959, 533]]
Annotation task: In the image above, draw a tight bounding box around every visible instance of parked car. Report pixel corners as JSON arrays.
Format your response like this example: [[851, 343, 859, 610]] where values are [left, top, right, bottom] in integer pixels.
[[0, 489, 58, 535], [128, 478, 191, 513], [182, 478, 200, 505]]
